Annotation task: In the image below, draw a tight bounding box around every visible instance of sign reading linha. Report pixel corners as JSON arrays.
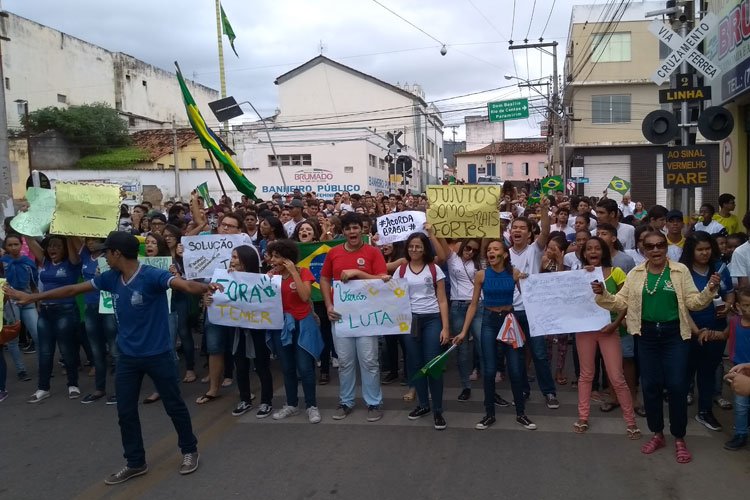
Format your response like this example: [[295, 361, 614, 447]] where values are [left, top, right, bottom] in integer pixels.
[[663, 145, 712, 188], [659, 86, 712, 103]]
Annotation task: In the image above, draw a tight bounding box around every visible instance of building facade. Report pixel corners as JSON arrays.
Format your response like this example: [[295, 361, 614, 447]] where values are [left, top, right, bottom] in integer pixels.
[[454, 140, 548, 184]]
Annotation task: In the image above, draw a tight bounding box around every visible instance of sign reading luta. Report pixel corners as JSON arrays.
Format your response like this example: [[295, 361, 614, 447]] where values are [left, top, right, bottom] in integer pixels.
[[49, 182, 120, 237], [332, 278, 411, 337], [426, 185, 501, 238], [207, 269, 283, 329]]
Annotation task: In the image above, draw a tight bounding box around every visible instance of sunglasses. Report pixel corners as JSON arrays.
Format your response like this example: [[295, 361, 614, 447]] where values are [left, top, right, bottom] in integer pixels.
[[463, 246, 479, 253], [644, 242, 667, 251]]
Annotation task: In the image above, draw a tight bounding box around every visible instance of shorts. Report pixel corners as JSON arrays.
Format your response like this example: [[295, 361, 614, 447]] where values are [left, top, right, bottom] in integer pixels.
[[620, 334, 635, 359], [204, 318, 233, 355]]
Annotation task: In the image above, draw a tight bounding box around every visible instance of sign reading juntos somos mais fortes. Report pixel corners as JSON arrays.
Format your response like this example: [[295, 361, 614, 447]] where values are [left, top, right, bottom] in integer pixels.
[[333, 278, 412, 337]]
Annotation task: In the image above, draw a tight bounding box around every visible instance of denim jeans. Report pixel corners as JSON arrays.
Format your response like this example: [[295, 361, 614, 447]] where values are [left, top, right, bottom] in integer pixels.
[[0, 347, 6, 391], [734, 393, 749, 436], [450, 301, 483, 390], [18, 303, 39, 346], [639, 321, 690, 438], [688, 337, 726, 413], [314, 301, 336, 374], [37, 303, 80, 391], [480, 309, 526, 416], [235, 330, 273, 405], [5, 337, 25, 374], [515, 310, 557, 397], [332, 334, 382, 407], [269, 326, 317, 408], [116, 351, 197, 468], [84, 304, 118, 392], [383, 334, 406, 376], [404, 314, 444, 412], [171, 290, 195, 371]]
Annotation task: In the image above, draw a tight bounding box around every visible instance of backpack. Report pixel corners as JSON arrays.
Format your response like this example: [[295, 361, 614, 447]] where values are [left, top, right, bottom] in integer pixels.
[[398, 262, 438, 293]]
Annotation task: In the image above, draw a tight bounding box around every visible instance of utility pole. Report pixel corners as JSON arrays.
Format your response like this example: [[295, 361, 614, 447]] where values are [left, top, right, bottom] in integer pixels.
[[24, 100, 30, 171], [172, 119, 181, 201], [0, 4, 13, 234]]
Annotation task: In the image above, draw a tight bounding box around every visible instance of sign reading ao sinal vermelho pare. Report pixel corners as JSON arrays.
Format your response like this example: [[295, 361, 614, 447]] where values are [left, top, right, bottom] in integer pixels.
[[663, 145, 712, 188], [488, 98, 529, 122]]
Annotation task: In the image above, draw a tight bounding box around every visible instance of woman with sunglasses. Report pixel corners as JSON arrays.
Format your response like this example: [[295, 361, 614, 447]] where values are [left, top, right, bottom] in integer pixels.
[[593, 231, 721, 463]]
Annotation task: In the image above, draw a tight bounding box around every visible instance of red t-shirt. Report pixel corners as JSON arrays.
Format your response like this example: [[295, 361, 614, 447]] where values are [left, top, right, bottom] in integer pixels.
[[280, 267, 316, 319], [320, 243, 387, 281]]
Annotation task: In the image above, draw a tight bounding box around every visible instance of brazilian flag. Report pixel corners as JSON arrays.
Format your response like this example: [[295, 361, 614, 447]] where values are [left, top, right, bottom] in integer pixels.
[[540, 175, 563, 194], [297, 237, 371, 302], [527, 191, 542, 207], [220, 4, 239, 58], [609, 176, 631, 194], [411, 344, 457, 382]]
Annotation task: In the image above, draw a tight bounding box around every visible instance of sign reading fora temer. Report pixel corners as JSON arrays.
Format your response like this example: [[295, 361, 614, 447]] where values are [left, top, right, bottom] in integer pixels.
[[663, 145, 711, 188]]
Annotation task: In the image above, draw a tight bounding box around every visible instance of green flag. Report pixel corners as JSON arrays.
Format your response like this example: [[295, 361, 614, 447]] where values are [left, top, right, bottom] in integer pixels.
[[196, 182, 214, 207], [609, 176, 631, 194], [411, 344, 457, 382], [527, 191, 542, 207], [221, 4, 238, 58], [540, 175, 563, 194]]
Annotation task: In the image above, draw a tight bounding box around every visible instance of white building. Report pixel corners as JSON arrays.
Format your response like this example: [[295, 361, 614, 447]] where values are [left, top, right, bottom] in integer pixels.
[[2, 12, 218, 130], [233, 56, 444, 198], [464, 115, 505, 151]]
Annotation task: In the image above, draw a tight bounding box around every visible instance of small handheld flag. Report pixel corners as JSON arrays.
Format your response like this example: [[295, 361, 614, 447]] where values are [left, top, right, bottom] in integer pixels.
[[411, 344, 457, 382], [196, 182, 214, 207], [527, 191, 542, 207], [540, 175, 563, 194], [220, 4, 238, 58], [608, 176, 631, 195]]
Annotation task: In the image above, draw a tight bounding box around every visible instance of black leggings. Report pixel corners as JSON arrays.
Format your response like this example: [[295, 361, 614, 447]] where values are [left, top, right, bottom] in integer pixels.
[[235, 331, 273, 405]]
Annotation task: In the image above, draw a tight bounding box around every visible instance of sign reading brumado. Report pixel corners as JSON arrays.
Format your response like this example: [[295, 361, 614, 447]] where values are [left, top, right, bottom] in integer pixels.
[[375, 211, 428, 246], [332, 279, 412, 337], [182, 234, 253, 280]]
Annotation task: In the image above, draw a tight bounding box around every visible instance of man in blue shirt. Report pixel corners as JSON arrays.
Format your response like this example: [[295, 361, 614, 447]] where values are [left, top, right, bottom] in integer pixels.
[[3, 231, 223, 485]]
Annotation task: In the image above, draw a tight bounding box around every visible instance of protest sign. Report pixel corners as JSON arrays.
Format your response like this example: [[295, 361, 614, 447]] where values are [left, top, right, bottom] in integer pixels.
[[375, 211, 427, 246], [520, 268, 611, 337], [49, 182, 120, 237], [10, 187, 56, 237], [182, 233, 252, 280], [207, 269, 283, 329], [98, 257, 173, 314], [332, 278, 411, 337], [426, 185, 501, 238]]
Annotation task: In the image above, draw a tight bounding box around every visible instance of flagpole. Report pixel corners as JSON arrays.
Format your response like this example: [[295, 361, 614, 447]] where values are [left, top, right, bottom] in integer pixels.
[[215, 0, 228, 136], [208, 154, 228, 198]]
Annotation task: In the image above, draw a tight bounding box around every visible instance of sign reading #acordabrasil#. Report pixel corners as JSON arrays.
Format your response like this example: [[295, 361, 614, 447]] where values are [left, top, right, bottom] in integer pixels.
[[426, 185, 501, 239]]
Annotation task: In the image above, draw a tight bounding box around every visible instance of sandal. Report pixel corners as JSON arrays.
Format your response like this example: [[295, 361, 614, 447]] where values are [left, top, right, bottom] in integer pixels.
[[183, 371, 197, 383], [196, 393, 220, 404], [403, 388, 416, 401], [675, 441, 692, 463], [626, 426, 642, 440], [142, 394, 160, 404], [573, 420, 589, 434], [200, 375, 210, 384], [556, 375, 568, 385], [571, 379, 578, 389], [634, 406, 647, 418], [221, 378, 233, 387], [640, 434, 666, 455], [600, 401, 620, 413]]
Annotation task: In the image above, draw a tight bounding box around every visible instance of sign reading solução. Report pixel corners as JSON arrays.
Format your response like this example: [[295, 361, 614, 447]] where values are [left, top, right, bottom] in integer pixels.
[[182, 234, 253, 280], [488, 98, 529, 122], [663, 145, 712, 188], [426, 185, 501, 239]]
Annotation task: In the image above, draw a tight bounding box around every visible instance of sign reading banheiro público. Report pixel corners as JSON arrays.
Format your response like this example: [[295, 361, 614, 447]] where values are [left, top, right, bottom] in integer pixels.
[[663, 145, 711, 188]]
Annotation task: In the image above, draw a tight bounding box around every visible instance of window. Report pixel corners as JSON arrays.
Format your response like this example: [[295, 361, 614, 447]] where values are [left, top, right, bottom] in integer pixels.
[[538, 162, 546, 177], [57, 94, 67, 104], [592, 94, 631, 124], [205, 160, 212, 169], [128, 116, 136, 127], [522, 162, 529, 176], [368, 154, 377, 168], [169, 164, 174, 170], [505, 162, 514, 177], [126, 74, 131, 82], [16, 102, 24, 115], [4, 78, 9, 90], [591, 32, 631, 62], [269, 154, 312, 167], [426, 139, 434, 157], [142, 80, 147, 87], [191, 158, 197, 169], [157, 163, 165, 170], [378, 158, 386, 170], [344, 166, 354, 173]]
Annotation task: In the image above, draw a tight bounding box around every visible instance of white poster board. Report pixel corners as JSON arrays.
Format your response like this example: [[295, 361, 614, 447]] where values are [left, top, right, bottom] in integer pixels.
[[99, 256, 173, 314], [333, 278, 412, 337], [375, 211, 427, 246], [182, 234, 252, 280], [207, 269, 283, 329], [520, 268, 611, 337]]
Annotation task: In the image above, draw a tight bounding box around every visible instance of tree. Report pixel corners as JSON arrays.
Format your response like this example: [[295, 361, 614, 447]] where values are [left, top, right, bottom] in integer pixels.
[[25, 102, 130, 155]]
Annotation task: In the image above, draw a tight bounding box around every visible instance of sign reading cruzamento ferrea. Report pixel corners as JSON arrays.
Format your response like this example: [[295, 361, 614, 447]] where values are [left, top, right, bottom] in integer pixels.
[[663, 145, 712, 188], [426, 185, 501, 238]]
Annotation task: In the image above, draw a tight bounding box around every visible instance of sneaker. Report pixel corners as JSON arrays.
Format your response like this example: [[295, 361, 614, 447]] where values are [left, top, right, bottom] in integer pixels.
[[714, 397, 733, 410], [434, 412, 447, 430], [105, 464, 148, 485], [81, 393, 105, 404], [494, 372, 502, 383], [367, 405, 383, 422], [332, 404, 353, 420], [232, 400, 253, 417], [22, 343, 36, 354], [27, 390, 50, 404], [546, 394, 561, 409], [106, 395, 118, 405], [469, 369, 479, 381], [408, 406, 431, 420], [68, 386, 81, 399], [179, 452, 199, 475], [272, 405, 299, 420], [250, 392, 256, 401], [494, 394, 510, 407], [687, 392, 694, 406], [307, 406, 321, 424], [724, 434, 748, 451], [256, 403, 272, 419], [381, 372, 399, 385], [457, 388, 471, 402], [475, 415, 496, 430], [0, 391, 8, 403], [695, 411, 722, 431], [17, 371, 31, 382], [517, 415, 537, 430], [331, 357, 340, 368], [318, 373, 330, 385]]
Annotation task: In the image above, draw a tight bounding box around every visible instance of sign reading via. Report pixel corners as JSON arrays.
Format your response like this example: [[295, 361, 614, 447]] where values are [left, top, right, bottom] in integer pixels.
[[488, 98, 529, 122], [663, 145, 711, 188]]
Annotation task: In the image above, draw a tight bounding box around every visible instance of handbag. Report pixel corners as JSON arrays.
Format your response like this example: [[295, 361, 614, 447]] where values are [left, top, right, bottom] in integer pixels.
[[496, 312, 525, 349], [0, 301, 22, 345]]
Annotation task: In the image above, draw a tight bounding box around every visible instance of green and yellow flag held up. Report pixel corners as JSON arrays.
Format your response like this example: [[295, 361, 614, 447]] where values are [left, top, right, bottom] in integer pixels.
[[608, 176, 631, 195], [540, 175, 563, 194], [220, 4, 238, 58]]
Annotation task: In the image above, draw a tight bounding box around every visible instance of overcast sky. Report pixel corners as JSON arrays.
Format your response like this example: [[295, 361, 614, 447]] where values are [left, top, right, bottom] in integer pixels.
[[6, 0, 608, 140]]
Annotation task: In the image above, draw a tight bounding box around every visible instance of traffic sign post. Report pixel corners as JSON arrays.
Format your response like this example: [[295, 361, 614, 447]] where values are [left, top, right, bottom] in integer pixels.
[[488, 98, 529, 122]]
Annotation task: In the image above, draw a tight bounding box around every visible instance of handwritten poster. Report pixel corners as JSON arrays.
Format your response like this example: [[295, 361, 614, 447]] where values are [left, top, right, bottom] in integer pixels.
[[520, 268, 611, 337], [375, 211, 427, 246], [10, 188, 56, 237], [207, 269, 283, 329], [426, 185, 501, 238], [333, 278, 411, 337], [49, 182, 121, 237], [182, 234, 252, 280], [98, 257, 173, 314]]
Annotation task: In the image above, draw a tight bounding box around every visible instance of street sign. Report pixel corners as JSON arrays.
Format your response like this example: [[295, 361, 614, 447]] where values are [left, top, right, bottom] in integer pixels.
[[658, 86, 711, 103], [663, 145, 711, 188], [649, 12, 720, 85], [577, 177, 589, 184], [571, 166, 584, 177], [488, 98, 529, 122], [566, 181, 576, 192]]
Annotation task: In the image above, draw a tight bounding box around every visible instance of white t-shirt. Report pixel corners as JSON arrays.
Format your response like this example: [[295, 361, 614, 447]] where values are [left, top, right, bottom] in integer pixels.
[[509, 243, 544, 310], [625, 249, 646, 266], [694, 220, 727, 236], [730, 241, 750, 278], [553, 224, 575, 236], [394, 263, 445, 314], [339, 203, 354, 212], [284, 218, 302, 238], [591, 222, 636, 250], [619, 202, 636, 218], [446, 252, 479, 301], [667, 244, 683, 262], [563, 252, 582, 270]]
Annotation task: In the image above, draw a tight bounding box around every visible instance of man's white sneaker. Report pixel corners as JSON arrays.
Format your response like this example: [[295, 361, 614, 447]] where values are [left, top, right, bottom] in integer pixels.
[[28, 390, 50, 404], [68, 386, 81, 399], [272, 405, 300, 420], [307, 406, 321, 424]]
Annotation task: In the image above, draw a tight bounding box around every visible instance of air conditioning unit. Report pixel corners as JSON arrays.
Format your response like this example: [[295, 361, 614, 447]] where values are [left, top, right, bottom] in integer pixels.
[[485, 155, 495, 162], [564, 106, 574, 116]]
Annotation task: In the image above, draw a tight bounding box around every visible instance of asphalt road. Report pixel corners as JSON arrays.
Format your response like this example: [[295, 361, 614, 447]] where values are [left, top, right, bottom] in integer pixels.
[[2, 347, 749, 500]]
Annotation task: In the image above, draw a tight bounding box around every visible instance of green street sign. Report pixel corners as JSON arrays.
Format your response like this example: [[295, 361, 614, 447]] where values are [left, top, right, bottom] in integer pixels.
[[488, 98, 530, 122]]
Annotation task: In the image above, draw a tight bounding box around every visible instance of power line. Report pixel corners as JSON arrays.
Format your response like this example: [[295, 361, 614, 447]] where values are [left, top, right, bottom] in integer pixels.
[[510, 0, 517, 41], [370, 0, 446, 46], [540, 0, 558, 40], [465, 0, 508, 39], [525, 0, 538, 41]]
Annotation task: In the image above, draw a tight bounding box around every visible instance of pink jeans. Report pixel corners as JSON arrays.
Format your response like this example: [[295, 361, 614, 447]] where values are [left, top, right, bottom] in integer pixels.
[[576, 330, 636, 426]]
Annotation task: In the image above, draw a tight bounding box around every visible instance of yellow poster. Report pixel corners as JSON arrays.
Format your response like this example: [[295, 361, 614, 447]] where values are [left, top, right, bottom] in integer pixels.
[[50, 182, 121, 238], [426, 185, 502, 238]]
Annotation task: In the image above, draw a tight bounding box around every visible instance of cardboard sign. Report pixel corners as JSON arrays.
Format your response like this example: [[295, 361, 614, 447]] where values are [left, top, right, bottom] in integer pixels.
[[375, 211, 427, 246], [182, 234, 252, 280], [207, 269, 283, 329], [332, 278, 411, 337], [426, 185, 501, 238], [98, 257, 173, 314], [10, 187, 56, 237], [49, 182, 120, 237]]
